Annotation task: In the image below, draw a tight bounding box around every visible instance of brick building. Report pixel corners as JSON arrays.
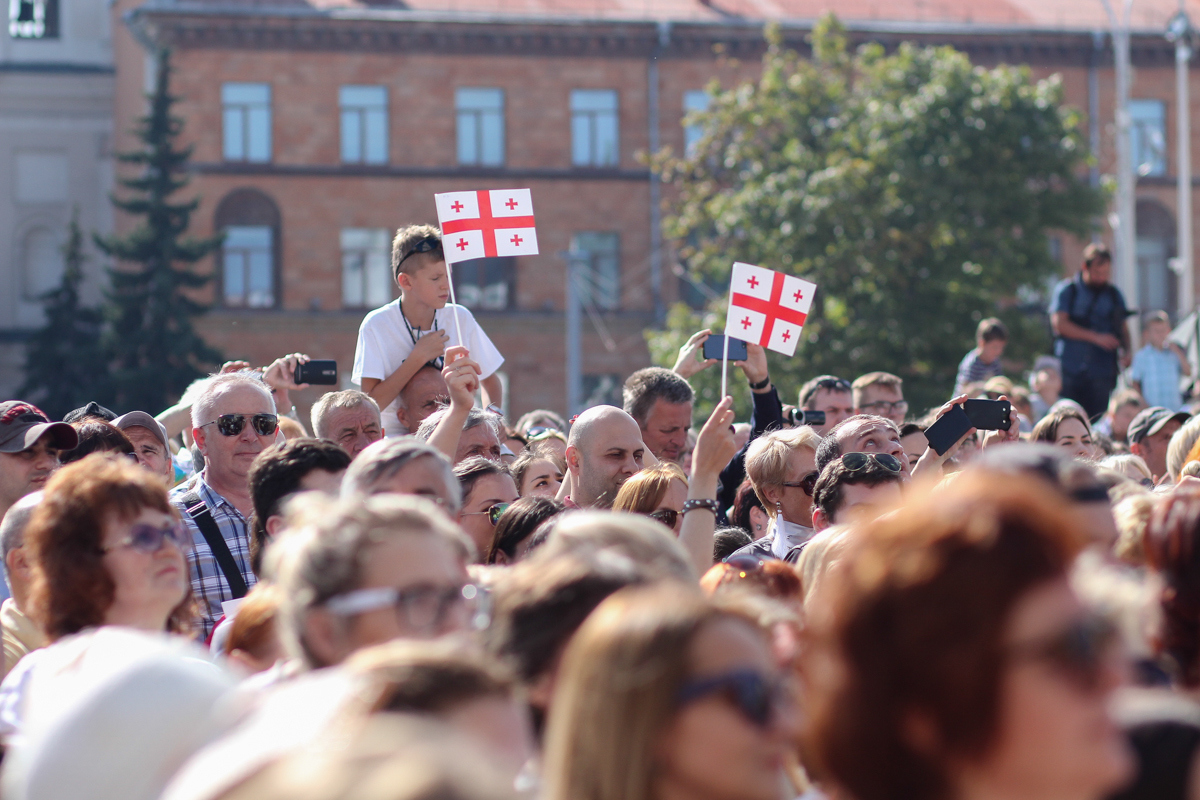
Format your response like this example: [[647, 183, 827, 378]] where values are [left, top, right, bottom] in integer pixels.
[[59, 0, 1200, 419]]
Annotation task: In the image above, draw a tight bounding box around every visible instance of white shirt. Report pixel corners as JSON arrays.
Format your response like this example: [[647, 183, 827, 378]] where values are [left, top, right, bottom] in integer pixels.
[[770, 517, 814, 560], [351, 300, 504, 437]]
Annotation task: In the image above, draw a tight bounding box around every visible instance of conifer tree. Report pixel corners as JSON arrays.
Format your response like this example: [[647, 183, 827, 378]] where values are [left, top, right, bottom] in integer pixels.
[[94, 48, 223, 413], [18, 210, 107, 418]]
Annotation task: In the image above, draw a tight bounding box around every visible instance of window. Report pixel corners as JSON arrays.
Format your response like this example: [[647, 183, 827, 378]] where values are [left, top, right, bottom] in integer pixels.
[[215, 188, 280, 308], [341, 228, 392, 308], [570, 232, 620, 310], [570, 89, 618, 167], [222, 227, 274, 308], [340, 85, 388, 165], [683, 90, 710, 156], [452, 257, 515, 310], [222, 83, 271, 163], [456, 88, 504, 166], [9, 0, 58, 39], [20, 227, 64, 300], [1130, 99, 1166, 177]]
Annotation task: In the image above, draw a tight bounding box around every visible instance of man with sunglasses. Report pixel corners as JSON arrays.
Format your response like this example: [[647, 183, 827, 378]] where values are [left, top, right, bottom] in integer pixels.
[[809, 452, 905, 534], [797, 375, 854, 435], [170, 373, 279, 636]]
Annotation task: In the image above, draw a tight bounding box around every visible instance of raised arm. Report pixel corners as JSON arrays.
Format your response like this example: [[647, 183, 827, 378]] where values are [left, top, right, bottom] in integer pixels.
[[679, 396, 738, 578]]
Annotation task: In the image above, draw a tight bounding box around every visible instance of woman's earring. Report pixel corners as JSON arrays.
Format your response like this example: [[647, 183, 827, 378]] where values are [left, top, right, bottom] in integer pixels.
[[775, 501, 783, 517]]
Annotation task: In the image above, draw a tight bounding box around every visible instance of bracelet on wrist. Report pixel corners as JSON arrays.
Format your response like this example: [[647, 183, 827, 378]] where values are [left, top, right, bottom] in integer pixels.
[[748, 376, 771, 391], [682, 499, 721, 515]]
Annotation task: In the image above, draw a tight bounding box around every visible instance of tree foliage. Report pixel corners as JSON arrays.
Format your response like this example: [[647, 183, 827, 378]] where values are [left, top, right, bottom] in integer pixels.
[[652, 17, 1105, 417], [93, 48, 223, 413], [18, 211, 107, 418]]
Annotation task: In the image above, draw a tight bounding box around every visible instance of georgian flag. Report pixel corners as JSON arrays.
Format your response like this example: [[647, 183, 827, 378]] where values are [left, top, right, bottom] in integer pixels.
[[434, 188, 539, 264], [724, 262, 816, 357]]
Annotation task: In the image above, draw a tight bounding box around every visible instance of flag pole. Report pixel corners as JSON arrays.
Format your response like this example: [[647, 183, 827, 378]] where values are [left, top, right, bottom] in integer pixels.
[[720, 333, 730, 399], [446, 262, 465, 347]]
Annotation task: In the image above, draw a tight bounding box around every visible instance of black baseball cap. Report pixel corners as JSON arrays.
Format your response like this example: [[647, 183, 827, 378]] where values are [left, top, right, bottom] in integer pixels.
[[0, 401, 79, 454]]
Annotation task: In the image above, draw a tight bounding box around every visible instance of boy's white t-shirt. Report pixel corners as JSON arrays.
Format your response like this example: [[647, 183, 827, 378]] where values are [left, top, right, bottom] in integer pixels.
[[352, 300, 504, 437]]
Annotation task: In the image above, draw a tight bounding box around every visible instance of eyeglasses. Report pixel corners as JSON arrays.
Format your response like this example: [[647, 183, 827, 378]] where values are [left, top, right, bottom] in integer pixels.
[[199, 413, 279, 438], [1007, 614, 1119, 693], [649, 508, 679, 528], [782, 470, 820, 497], [394, 236, 442, 275], [526, 427, 567, 443], [101, 521, 189, 554], [462, 502, 511, 527], [859, 399, 909, 415], [324, 582, 490, 632], [676, 669, 787, 729], [841, 452, 903, 474]]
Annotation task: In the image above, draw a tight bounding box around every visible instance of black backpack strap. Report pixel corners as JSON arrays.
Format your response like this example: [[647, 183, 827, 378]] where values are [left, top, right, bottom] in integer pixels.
[[179, 491, 248, 600]]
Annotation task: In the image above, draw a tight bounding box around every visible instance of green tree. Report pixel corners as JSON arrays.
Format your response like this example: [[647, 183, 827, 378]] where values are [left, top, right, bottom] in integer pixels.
[[18, 211, 108, 418], [652, 17, 1105, 418], [94, 48, 223, 413]]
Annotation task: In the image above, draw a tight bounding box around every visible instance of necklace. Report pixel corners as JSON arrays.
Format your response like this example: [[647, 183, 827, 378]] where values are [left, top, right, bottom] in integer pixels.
[[401, 305, 444, 370]]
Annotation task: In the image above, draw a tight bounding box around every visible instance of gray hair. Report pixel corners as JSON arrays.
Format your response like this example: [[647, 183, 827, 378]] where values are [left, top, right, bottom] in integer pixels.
[[341, 438, 462, 512], [622, 367, 694, 425], [414, 407, 501, 444], [268, 493, 475, 668], [311, 390, 381, 440], [190, 372, 274, 430], [0, 491, 42, 581]]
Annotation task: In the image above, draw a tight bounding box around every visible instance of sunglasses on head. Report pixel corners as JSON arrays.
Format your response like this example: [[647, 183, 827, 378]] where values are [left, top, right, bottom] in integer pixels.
[[841, 452, 903, 474], [815, 378, 852, 393], [676, 669, 784, 728], [649, 508, 679, 528], [395, 236, 442, 275], [526, 426, 567, 443], [200, 413, 279, 438], [1007, 614, 1119, 693], [782, 469, 820, 497], [463, 502, 511, 527], [102, 521, 189, 555]]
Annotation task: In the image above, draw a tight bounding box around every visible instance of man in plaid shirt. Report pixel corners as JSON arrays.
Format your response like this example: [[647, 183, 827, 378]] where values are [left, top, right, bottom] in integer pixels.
[[170, 373, 279, 637]]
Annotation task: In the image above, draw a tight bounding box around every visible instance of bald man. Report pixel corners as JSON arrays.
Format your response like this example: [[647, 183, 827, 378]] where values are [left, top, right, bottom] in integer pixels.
[[564, 406, 647, 509]]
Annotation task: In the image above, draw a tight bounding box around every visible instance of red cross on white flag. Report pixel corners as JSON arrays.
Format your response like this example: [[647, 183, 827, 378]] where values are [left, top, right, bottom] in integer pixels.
[[434, 188, 539, 265], [724, 262, 816, 358]]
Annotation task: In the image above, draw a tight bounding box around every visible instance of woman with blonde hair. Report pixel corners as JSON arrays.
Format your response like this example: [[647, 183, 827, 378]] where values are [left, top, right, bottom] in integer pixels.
[[612, 462, 688, 534], [738, 426, 823, 560], [542, 583, 799, 800]]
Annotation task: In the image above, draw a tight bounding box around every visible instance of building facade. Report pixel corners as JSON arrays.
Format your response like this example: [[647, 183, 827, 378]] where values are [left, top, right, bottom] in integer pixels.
[[5, 0, 1200, 420], [0, 0, 114, 399]]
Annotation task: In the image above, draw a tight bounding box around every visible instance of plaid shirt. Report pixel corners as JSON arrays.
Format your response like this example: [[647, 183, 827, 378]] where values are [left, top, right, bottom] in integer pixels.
[[170, 475, 257, 638]]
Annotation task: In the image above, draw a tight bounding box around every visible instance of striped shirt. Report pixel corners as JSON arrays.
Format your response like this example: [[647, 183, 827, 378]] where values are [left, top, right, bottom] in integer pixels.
[[170, 475, 257, 638], [955, 349, 1004, 397]]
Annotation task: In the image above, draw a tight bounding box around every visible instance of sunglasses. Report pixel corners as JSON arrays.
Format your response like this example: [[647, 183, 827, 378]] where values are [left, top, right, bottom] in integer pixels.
[[463, 502, 512, 527], [526, 426, 567, 443], [842, 452, 903, 474], [102, 521, 189, 555], [815, 378, 852, 392], [649, 508, 679, 528], [325, 582, 490, 632], [723, 554, 766, 576], [782, 469, 820, 497], [199, 413, 279, 438], [1007, 615, 1119, 693], [676, 669, 785, 728], [394, 236, 442, 275]]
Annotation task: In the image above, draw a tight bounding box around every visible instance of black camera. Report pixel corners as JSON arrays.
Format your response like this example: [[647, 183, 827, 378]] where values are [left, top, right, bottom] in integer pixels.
[[786, 408, 826, 427]]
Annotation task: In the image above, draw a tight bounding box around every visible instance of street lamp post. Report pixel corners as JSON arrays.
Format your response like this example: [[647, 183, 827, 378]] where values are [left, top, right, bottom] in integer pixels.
[[1102, 0, 1139, 312], [1168, 5, 1195, 320]]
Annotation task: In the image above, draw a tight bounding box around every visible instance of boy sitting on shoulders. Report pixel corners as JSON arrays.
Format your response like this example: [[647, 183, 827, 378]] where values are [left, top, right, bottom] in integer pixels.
[[352, 225, 504, 437]]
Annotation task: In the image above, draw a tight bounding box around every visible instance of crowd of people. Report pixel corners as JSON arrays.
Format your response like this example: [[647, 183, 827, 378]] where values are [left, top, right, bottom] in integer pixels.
[[1, 234, 1200, 800]]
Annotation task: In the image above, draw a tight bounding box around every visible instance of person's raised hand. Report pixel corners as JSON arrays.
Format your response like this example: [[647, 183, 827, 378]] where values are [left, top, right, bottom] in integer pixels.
[[980, 394, 1021, 449], [442, 346, 480, 411], [691, 396, 738, 482], [735, 342, 769, 388], [411, 330, 450, 365], [262, 353, 311, 392], [672, 329, 717, 380], [220, 360, 251, 374], [913, 395, 975, 477]]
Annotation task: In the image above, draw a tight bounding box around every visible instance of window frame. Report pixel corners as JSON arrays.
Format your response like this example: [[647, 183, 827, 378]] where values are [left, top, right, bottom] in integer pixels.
[[570, 89, 619, 168], [214, 188, 282, 310], [340, 227, 394, 308], [455, 87, 505, 167], [222, 83, 273, 163], [1130, 98, 1167, 178], [569, 231, 621, 311], [339, 85, 389, 165]]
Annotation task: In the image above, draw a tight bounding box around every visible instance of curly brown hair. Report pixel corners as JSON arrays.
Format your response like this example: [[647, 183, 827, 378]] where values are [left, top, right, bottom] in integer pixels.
[[26, 454, 195, 641]]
